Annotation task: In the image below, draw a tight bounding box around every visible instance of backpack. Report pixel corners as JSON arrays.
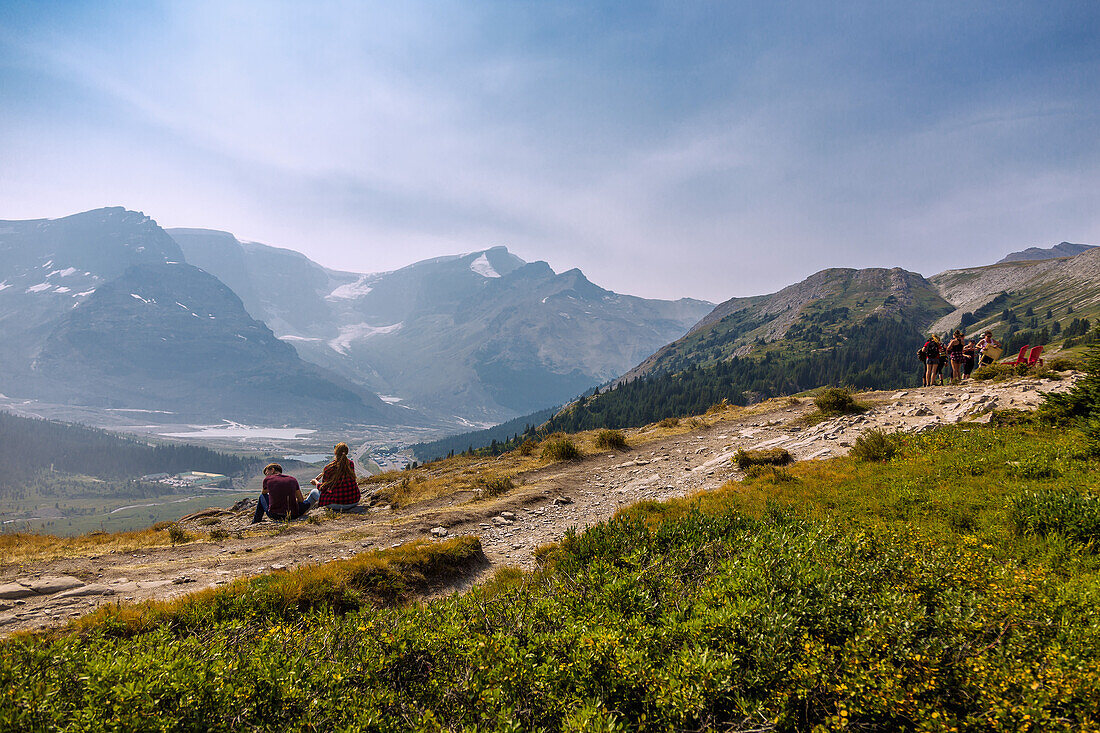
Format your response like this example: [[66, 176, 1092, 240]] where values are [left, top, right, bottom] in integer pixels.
[[919, 341, 936, 361]]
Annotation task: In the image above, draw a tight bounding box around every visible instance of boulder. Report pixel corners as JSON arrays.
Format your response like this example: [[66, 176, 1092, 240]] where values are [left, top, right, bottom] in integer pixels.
[[0, 583, 34, 601], [26, 576, 84, 595]]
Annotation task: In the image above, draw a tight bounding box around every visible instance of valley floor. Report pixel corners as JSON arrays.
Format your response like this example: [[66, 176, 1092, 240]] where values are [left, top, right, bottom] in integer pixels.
[[0, 374, 1076, 634]]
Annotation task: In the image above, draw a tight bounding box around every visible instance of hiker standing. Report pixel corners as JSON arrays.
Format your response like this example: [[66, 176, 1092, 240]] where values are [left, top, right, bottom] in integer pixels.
[[977, 331, 1002, 366], [920, 335, 942, 387], [947, 330, 966, 383], [961, 338, 977, 380]]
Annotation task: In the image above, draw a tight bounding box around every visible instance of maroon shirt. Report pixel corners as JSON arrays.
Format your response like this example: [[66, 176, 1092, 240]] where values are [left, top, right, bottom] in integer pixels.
[[263, 473, 302, 517]]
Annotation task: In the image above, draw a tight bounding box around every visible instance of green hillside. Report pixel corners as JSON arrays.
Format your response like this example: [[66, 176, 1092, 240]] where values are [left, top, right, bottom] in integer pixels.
[[632, 267, 952, 379], [541, 268, 953, 431]]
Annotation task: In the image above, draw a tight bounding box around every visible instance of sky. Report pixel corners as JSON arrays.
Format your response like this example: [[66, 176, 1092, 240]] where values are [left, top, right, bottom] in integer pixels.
[[1, 1, 1098, 303]]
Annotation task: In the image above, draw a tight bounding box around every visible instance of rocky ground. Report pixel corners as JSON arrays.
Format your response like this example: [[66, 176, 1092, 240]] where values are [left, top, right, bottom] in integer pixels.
[[0, 374, 1077, 634]]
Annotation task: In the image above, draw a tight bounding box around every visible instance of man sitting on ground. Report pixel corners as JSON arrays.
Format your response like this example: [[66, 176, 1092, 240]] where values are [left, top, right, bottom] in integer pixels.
[[251, 463, 320, 524]]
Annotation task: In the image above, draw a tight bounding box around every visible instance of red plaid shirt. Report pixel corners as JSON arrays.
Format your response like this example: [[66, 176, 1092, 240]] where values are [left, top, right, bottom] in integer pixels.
[[318, 460, 360, 506]]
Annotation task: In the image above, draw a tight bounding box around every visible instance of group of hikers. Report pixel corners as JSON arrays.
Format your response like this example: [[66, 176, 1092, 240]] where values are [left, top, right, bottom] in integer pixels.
[[251, 442, 361, 523], [919, 330, 1002, 387]]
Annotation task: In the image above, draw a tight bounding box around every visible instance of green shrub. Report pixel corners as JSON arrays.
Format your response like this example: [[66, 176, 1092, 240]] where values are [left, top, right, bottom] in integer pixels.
[[850, 428, 898, 462], [473, 476, 515, 500], [1047, 356, 1078, 371], [594, 429, 628, 450], [971, 363, 1016, 381], [541, 435, 581, 461], [734, 447, 793, 469], [745, 465, 797, 483], [208, 528, 230, 541], [657, 417, 680, 428], [1006, 455, 1060, 480], [166, 525, 193, 545], [705, 399, 729, 414], [812, 388, 867, 417], [991, 408, 1034, 427], [516, 439, 538, 456], [1009, 488, 1100, 548], [1039, 345, 1100, 429], [198, 517, 220, 527]]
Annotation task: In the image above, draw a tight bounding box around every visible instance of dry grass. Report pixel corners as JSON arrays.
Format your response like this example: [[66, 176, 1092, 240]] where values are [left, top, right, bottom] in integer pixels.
[[66, 536, 486, 638], [0, 527, 174, 565]]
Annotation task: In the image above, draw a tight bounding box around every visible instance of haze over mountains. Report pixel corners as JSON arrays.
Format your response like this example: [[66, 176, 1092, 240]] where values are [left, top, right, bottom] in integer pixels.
[[996, 241, 1095, 264], [1, 207, 1095, 437], [0, 208, 712, 428]]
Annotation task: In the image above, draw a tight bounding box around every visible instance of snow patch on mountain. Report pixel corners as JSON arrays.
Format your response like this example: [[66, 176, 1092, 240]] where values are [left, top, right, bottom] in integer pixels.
[[329, 322, 403, 354], [326, 275, 375, 301], [26, 283, 52, 293], [0, 281, 10, 292], [470, 253, 501, 278]]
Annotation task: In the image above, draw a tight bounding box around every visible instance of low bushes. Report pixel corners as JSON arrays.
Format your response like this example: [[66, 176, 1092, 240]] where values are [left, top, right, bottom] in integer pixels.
[[166, 525, 194, 545], [4, 422, 1100, 730], [9, 510, 1097, 730], [1009, 488, 1100, 548], [472, 476, 514, 500], [972, 363, 1025, 381], [594, 429, 628, 450], [850, 428, 899, 462], [744, 465, 797, 483], [541, 435, 581, 461], [734, 447, 793, 469], [813, 387, 867, 416]]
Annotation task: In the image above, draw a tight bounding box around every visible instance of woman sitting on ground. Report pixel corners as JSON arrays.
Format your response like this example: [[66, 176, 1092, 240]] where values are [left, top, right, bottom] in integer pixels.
[[311, 442, 361, 511]]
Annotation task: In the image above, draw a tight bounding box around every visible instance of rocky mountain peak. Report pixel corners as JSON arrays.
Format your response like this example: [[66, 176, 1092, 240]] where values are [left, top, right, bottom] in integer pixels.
[[997, 241, 1095, 263]]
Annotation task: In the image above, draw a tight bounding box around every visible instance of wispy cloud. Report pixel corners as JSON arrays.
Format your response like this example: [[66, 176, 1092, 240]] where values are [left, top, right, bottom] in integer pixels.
[[1, 1, 1098, 301]]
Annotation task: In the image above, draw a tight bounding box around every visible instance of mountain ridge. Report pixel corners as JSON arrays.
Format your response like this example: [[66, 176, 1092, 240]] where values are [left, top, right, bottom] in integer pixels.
[[168, 226, 713, 422]]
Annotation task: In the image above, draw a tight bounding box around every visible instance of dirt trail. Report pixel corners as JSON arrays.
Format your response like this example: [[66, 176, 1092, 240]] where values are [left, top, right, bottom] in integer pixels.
[[0, 375, 1076, 634]]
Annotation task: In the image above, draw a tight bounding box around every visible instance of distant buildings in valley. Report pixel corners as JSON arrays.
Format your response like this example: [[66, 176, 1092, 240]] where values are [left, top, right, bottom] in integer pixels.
[[141, 470, 231, 488]]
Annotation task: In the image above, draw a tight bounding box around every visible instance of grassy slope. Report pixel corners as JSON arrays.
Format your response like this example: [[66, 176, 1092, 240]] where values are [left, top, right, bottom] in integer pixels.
[[3, 413, 1099, 730]]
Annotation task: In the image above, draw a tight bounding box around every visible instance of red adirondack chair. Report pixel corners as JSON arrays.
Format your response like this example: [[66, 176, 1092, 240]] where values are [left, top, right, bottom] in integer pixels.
[[1027, 345, 1044, 366], [1008, 345, 1029, 365]]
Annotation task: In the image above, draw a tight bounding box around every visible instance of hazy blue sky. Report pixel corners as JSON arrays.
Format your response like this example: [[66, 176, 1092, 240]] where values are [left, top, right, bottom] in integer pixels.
[[1, 1, 1098, 301]]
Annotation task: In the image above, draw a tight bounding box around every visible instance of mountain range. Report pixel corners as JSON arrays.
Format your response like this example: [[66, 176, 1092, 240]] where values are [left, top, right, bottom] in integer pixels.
[[2, 206, 1095, 436], [0, 209, 712, 427]]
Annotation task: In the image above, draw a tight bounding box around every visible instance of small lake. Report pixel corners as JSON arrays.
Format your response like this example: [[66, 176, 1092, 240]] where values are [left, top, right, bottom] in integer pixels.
[[283, 453, 330, 463]]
